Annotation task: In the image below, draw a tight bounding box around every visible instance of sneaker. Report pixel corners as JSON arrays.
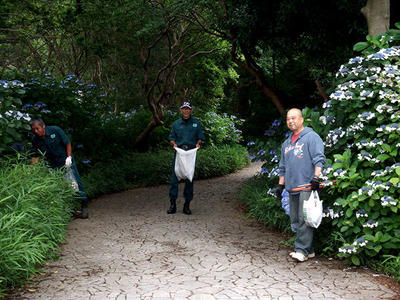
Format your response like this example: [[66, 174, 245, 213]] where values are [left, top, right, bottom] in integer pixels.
[[291, 252, 308, 262], [290, 251, 315, 259]]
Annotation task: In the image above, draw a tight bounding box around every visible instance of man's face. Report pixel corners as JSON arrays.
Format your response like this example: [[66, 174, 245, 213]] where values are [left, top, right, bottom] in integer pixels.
[[180, 107, 192, 119], [31, 123, 46, 137], [286, 110, 303, 133]]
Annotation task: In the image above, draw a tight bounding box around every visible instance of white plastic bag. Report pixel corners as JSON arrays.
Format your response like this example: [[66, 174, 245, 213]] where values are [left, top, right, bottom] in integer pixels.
[[65, 167, 79, 191], [303, 190, 323, 228], [174, 147, 198, 182]]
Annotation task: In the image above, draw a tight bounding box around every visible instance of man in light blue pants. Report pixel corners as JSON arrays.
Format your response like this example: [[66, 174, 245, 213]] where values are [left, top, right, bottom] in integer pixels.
[[276, 108, 325, 262]]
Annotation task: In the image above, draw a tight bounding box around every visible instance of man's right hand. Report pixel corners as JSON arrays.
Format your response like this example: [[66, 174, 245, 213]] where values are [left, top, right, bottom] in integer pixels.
[[275, 184, 285, 200]]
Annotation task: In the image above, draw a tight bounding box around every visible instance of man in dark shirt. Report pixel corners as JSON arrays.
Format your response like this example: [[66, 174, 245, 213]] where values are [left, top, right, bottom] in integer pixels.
[[30, 118, 88, 219], [168, 101, 205, 215]]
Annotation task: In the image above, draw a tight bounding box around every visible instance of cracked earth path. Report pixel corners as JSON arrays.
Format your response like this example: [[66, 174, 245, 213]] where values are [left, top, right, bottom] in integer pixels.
[[11, 163, 399, 300]]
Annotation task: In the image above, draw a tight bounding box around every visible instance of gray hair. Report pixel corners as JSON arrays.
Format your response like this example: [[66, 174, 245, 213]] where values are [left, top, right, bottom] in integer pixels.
[[29, 118, 45, 127]]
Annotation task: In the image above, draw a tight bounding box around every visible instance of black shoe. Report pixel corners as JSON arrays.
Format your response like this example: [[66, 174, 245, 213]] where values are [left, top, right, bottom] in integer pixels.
[[183, 201, 191, 215], [167, 200, 177, 214]]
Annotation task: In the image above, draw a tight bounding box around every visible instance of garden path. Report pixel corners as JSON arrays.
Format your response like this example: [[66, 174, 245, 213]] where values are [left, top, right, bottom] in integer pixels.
[[11, 163, 399, 300]]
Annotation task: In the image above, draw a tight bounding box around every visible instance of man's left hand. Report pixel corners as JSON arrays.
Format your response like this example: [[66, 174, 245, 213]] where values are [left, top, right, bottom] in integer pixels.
[[65, 156, 73, 168], [310, 178, 320, 191], [196, 143, 201, 149]]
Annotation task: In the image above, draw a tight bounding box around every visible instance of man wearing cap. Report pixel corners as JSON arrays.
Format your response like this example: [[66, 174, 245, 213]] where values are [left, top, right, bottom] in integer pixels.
[[167, 101, 205, 215], [30, 118, 89, 219], [276, 108, 325, 262]]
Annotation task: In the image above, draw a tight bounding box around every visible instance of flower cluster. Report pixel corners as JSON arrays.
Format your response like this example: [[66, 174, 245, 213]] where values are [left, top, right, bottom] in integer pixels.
[[356, 209, 368, 218], [357, 112, 375, 122], [357, 186, 373, 196], [380, 195, 397, 206], [353, 237, 368, 247], [357, 152, 380, 163], [319, 115, 336, 125], [3, 110, 31, 121], [376, 104, 394, 114], [322, 208, 340, 219], [333, 168, 347, 177], [325, 127, 345, 148], [363, 220, 379, 228], [376, 123, 400, 132], [339, 245, 357, 254]]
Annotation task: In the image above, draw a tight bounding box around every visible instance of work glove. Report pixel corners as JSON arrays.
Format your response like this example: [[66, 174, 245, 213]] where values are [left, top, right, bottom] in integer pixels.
[[275, 184, 285, 200], [310, 178, 320, 191], [65, 156, 73, 168]]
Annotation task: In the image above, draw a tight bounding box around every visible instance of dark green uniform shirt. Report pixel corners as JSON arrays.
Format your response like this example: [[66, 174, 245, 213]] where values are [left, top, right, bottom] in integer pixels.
[[32, 126, 70, 169], [169, 117, 205, 147]]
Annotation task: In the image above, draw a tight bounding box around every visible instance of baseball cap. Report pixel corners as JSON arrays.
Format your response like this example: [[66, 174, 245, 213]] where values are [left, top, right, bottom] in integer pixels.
[[180, 101, 192, 109]]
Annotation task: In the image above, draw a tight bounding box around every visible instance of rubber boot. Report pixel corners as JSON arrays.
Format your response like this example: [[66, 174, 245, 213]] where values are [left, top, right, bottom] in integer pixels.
[[183, 200, 191, 215], [167, 199, 177, 214], [80, 203, 89, 219]]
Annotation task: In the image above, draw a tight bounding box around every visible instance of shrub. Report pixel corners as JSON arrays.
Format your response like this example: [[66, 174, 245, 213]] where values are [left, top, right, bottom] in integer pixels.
[[83, 145, 249, 198], [240, 175, 291, 233], [0, 80, 31, 154], [0, 157, 76, 297], [242, 25, 400, 268]]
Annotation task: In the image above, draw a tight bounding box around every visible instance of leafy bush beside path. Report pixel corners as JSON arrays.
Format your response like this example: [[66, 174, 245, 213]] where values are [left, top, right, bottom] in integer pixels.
[[0, 159, 76, 297]]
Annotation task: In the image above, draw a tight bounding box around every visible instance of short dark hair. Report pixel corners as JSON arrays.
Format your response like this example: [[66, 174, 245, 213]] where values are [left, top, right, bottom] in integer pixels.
[[29, 118, 45, 127]]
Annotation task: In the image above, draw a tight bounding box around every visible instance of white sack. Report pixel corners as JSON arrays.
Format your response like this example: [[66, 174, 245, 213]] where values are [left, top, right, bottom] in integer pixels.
[[174, 147, 198, 182], [303, 190, 323, 228], [65, 167, 79, 191]]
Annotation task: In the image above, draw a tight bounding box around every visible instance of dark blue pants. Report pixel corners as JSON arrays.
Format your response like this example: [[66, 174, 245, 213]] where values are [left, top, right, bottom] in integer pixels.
[[70, 163, 88, 206], [169, 152, 193, 201], [56, 161, 88, 206]]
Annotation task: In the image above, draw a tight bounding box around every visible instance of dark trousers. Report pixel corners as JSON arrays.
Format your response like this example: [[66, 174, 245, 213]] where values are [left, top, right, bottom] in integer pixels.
[[289, 191, 314, 256], [169, 152, 194, 201], [70, 163, 88, 206], [56, 162, 88, 206]]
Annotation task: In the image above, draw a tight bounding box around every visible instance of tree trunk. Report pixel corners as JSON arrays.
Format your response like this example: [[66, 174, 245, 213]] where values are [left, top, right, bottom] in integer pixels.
[[361, 0, 390, 36], [230, 42, 285, 115], [315, 80, 329, 103]]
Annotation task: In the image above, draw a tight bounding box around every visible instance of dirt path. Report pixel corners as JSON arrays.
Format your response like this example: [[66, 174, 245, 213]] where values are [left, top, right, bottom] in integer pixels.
[[11, 163, 399, 299]]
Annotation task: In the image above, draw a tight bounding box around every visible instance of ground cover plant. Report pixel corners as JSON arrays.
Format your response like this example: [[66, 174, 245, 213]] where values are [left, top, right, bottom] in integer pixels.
[[242, 25, 400, 277], [83, 145, 249, 198], [0, 157, 76, 297]]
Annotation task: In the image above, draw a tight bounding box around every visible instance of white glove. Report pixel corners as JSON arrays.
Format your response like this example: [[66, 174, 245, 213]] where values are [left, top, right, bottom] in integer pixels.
[[65, 156, 73, 168]]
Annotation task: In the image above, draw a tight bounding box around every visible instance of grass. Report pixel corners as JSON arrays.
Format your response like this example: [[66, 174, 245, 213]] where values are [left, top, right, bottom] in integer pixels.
[[0, 158, 76, 297]]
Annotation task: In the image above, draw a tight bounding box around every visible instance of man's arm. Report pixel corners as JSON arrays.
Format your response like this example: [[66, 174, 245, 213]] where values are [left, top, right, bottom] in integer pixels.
[[170, 140, 177, 148], [66, 143, 72, 157]]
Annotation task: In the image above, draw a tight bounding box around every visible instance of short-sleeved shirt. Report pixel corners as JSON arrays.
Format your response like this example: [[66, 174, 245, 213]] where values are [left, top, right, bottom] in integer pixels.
[[169, 117, 205, 147], [32, 126, 70, 169]]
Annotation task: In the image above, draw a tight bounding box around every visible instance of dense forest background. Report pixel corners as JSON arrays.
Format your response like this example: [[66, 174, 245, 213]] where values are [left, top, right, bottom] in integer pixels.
[[1, 0, 398, 143]]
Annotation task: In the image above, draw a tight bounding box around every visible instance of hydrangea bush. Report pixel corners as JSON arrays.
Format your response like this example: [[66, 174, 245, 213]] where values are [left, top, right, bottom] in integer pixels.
[[245, 24, 400, 265], [0, 80, 31, 154], [315, 40, 400, 265]]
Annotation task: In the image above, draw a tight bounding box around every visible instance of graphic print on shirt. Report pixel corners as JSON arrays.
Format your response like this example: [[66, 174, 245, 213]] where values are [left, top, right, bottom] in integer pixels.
[[284, 142, 304, 159]]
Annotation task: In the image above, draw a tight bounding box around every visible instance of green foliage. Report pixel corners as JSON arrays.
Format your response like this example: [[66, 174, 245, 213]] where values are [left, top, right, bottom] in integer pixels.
[[240, 175, 291, 232], [242, 28, 400, 268], [83, 145, 249, 199], [196, 110, 243, 146], [310, 36, 400, 263], [0, 80, 31, 154], [353, 22, 400, 54], [0, 157, 76, 297]]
